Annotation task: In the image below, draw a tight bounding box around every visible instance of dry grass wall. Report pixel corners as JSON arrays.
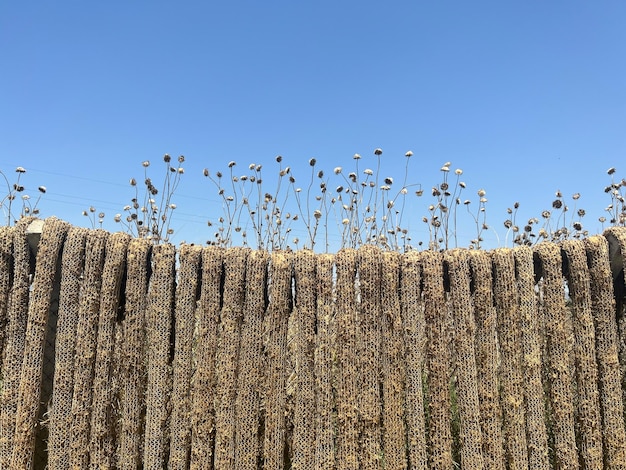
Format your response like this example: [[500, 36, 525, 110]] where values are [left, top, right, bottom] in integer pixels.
[[1, 218, 626, 469]]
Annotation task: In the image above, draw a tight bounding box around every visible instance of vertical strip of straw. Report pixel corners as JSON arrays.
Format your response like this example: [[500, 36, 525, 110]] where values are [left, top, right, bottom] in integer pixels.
[[357, 245, 383, 469], [143, 243, 176, 469], [334, 249, 360, 470], [168, 245, 202, 469], [0, 226, 13, 364], [11, 218, 68, 469], [190, 246, 224, 470], [234, 250, 269, 469], [314, 253, 336, 470], [263, 251, 293, 470], [492, 248, 529, 469], [445, 250, 483, 469], [400, 250, 427, 470], [468, 250, 505, 470], [291, 250, 316, 470], [381, 251, 408, 470], [69, 229, 108, 468], [561, 239, 603, 469], [0, 218, 33, 468], [117, 238, 151, 469], [89, 232, 131, 468], [585, 235, 626, 468], [213, 247, 249, 469], [48, 226, 87, 469], [420, 250, 453, 469], [513, 246, 550, 469], [534, 242, 579, 469]]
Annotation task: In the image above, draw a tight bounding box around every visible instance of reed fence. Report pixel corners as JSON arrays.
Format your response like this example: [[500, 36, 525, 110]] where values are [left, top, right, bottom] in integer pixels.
[[1, 218, 626, 469]]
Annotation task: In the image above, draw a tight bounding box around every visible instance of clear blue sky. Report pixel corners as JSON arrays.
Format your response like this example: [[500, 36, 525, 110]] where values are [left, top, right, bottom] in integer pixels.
[[1, 1, 625, 250]]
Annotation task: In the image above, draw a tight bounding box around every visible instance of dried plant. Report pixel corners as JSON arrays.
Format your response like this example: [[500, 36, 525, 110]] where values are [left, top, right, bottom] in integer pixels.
[[112, 155, 184, 243], [0, 166, 46, 225]]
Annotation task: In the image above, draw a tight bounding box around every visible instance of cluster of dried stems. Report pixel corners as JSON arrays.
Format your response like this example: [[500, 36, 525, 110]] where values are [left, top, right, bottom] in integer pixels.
[[2, 153, 626, 249]]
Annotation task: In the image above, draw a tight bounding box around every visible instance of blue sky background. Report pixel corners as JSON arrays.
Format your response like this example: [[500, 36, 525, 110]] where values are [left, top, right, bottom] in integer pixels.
[[1, 1, 625, 250]]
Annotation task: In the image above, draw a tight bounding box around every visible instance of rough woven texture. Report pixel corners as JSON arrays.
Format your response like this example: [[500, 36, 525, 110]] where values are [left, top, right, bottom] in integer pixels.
[[561, 239, 603, 469], [169, 244, 202, 470], [445, 249, 483, 469], [69, 229, 108, 469], [89, 231, 131, 468], [117, 238, 151, 469], [0, 218, 33, 468], [143, 243, 176, 468], [3, 222, 626, 469], [492, 248, 529, 469], [585, 235, 626, 469], [535, 242, 579, 469], [47, 226, 87, 469], [513, 246, 550, 469]]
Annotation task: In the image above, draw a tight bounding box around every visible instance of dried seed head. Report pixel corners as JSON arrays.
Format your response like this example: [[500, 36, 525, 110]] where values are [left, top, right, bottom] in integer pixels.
[[228, 161, 236, 168], [552, 199, 563, 209], [607, 167, 616, 175], [163, 154, 171, 162], [477, 189, 486, 197], [405, 150, 413, 157], [15, 166, 26, 173], [374, 148, 383, 156], [384, 177, 393, 185], [455, 168, 463, 175], [334, 166, 342, 174], [38, 186, 46, 193], [364, 168, 373, 176], [178, 155, 185, 163], [216, 171, 223, 178], [309, 158, 317, 166], [142, 160, 150, 167], [318, 170, 324, 178], [313, 209, 322, 219], [572, 192, 580, 200], [459, 181, 466, 188]]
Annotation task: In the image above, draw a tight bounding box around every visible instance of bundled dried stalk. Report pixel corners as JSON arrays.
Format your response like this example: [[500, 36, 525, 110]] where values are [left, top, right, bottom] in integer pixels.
[[561, 239, 603, 469], [585, 235, 626, 468], [291, 250, 316, 469], [262, 251, 293, 469], [357, 245, 383, 469], [213, 247, 249, 469], [117, 238, 151, 469], [513, 246, 549, 469], [0, 226, 13, 364], [381, 251, 407, 470], [190, 246, 224, 470], [143, 243, 176, 468], [69, 229, 108, 468], [420, 250, 452, 469], [48, 227, 87, 469], [0, 218, 33, 468], [234, 250, 269, 469], [468, 250, 505, 470], [534, 242, 578, 469], [492, 248, 528, 469], [445, 250, 483, 469], [169, 244, 202, 469], [11, 218, 68, 469], [334, 249, 359, 470], [400, 250, 427, 470], [89, 232, 131, 468], [314, 254, 336, 470]]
